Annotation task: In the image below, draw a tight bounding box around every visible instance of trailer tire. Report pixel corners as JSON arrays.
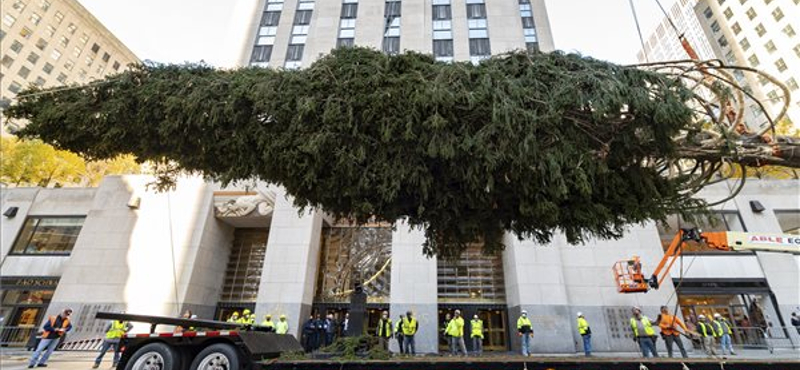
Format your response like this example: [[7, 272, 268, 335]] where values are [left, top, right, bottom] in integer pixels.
[[124, 342, 181, 370], [190, 343, 242, 370]]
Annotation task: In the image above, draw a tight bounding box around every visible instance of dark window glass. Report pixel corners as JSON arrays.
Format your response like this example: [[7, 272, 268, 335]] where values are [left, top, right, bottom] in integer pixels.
[[432, 5, 451, 20], [383, 36, 400, 54], [521, 16, 535, 28], [526, 42, 539, 53], [102, 52, 110, 62], [337, 38, 355, 48], [467, 4, 487, 19], [433, 39, 453, 57], [469, 38, 490, 55], [18, 66, 31, 78], [437, 244, 506, 303], [294, 10, 313, 25], [90, 43, 100, 53], [341, 3, 358, 18], [42, 62, 53, 74], [56, 73, 67, 83], [385, 1, 402, 17], [219, 229, 268, 303], [261, 11, 281, 26], [27, 52, 39, 64], [112, 61, 121, 70], [251, 45, 273, 62], [11, 217, 85, 255], [286, 44, 305, 61]]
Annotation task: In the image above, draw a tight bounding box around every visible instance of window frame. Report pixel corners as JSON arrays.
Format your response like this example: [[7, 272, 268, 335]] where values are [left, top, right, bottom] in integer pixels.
[[9, 216, 86, 256]]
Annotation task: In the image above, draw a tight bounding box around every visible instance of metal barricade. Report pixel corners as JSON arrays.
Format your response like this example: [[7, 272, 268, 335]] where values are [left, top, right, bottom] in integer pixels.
[[0, 326, 38, 348], [730, 326, 798, 353]]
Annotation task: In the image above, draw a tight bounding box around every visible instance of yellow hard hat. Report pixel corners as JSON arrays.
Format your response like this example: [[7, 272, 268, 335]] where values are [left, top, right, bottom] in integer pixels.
[[232, 311, 239, 316], [280, 315, 286, 319], [243, 309, 251, 315], [266, 314, 272, 319]]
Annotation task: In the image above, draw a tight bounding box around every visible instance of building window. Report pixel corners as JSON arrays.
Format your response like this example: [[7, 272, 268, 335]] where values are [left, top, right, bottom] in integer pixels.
[[775, 58, 787, 72], [431, 0, 452, 61], [40, 0, 51, 11], [383, 0, 401, 55], [783, 25, 796, 37], [18, 66, 31, 78], [433, 4, 451, 19], [67, 23, 77, 34], [90, 43, 100, 53], [771, 7, 783, 21], [755, 24, 766, 37], [518, 0, 536, 54], [658, 212, 746, 253], [35, 38, 47, 50], [250, 45, 272, 62], [466, 3, 487, 18], [112, 61, 120, 70], [764, 40, 776, 53], [739, 38, 750, 51], [748, 54, 759, 67], [723, 8, 733, 19], [42, 62, 53, 74], [746, 7, 756, 20], [63, 59, 74, 71], [79, 33, 89, 45], [26, 52, 39, 64], [337, 38, 354, 47], [341, 3, 358, 18], [102, 52, 110, 62], [2, 55, 14, 68], [261, 11, 281, 26], [3, 14, 17, 27], [294, 10, 313, 25], [10, 217, 85, 255], [29, 12, 42, 25], [53, 11, 63, 23], [385, 0, 401, 17], [731, 22, 741, 35], [469, 38, 491, 56], [20, 27, 33, 39], [50, 49, 61, 60], [12, 0, 27, 12], [45, 25, 56, 37], [383, 36, 400, 54], [10, 40, 24, 54], [59, 36, 69, 48], [0, 29, 5, 40], [9, 81, 23, 93], [718, 36, 728, 48], [0, 277, 59, 347], [56, 73, 67, 83], [34, 76, 45, 86], [703, 7, 713, 18], [438, 243, 505, 303], [73, 46, 82, 57], [433, 39, 453, 58], [315, 226, 392, 303], [775, 211, 800, 234], [219, 229, 268, 303], [710, 21, 720, 33], [787, 78, 799, 91], [286, 44, 304, 61]]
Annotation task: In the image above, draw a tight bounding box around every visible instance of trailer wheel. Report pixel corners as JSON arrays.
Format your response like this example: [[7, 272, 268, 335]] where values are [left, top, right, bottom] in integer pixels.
[[190, 343, 241, 370], [124, 342, 180, 370]]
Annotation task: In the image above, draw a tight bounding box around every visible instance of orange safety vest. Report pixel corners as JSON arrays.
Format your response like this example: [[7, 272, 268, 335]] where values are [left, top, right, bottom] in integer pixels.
[[42, 316, 71, 339]]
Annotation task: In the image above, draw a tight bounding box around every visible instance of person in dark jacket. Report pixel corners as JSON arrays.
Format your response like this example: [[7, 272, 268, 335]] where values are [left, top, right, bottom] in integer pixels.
[[302, 315, 316, 353], [324, 314, 336, 346], [314, 314, 325, 349], [28, 308, 73, 368]]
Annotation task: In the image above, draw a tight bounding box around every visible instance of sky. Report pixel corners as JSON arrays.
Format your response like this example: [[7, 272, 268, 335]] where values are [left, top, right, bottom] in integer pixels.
[[78, 0, 672, 67]]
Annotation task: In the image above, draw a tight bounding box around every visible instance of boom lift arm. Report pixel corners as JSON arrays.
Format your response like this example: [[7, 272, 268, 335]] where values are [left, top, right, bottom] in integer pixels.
[[613, 228, 800, 294]]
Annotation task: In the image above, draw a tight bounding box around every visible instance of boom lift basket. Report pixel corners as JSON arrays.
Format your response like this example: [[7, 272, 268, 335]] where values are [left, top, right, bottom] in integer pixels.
[[612, 257, 649, 293]]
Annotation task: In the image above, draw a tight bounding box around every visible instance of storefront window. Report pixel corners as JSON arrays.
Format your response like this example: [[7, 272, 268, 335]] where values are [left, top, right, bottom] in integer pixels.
[[678, 292, 776, 348], [219, 229, 268, 303], [11, 217, 85, 255], [657, 212, 746, 253], [437, 244, 505, 303], [775, 211, 800, 235], [0, 277, 58, 347], [315, 226, 392, 304]]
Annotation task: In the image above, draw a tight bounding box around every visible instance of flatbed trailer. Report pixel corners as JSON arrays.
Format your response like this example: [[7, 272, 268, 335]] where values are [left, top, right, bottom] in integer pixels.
[[95, 312, 302, 370]]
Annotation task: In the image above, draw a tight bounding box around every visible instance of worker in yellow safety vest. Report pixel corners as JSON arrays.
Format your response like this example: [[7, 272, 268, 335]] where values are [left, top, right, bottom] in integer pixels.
[[276, 315, 289, 335], [630, 306, 658, 358], [517, 310, 533, 356], [697, 314, 718, 357], [576, 312, 592, 357], [470, 315, 484, 356], [401, 311, 418, 355], [228, 311, 240, 323], [376, 311, 393, 351], [713, 313, 736, 356], [446, 310, 467, 356], [239, 309, 253, 324], [93, 317, 132, 368], [261, 314, 276, 332]]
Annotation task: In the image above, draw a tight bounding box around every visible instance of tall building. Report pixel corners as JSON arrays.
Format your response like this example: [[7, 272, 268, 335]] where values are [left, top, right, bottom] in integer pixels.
[[1, 0, 139, 132], [638, 0, 800, 129], [2, 176, 799, 353], [236, 0, 555, 68]]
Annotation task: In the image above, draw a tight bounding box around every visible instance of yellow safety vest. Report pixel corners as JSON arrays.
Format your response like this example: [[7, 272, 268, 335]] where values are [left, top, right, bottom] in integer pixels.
[[630, 316, 656, 337], [446, 317, 464, 338], [698, 322, 717, 338], [105, 321, 127, 339], [402, 317, 418, 336], [470, 319, 484, 338], [377, 318, 393, 337], [517, 316, 532, 333], [276, 321, 289, 334], [713, 319, 732, 335], [261, 320, 275, 329], [577, 317, 590, 335]]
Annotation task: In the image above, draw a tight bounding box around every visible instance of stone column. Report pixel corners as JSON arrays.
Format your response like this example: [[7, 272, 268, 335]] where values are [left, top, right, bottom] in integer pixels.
[[255, 188, 323, 339], [389, 221, 438, 354]]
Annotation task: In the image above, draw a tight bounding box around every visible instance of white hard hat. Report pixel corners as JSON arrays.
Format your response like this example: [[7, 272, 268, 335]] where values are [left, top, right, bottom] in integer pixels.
[[577, 312, 583, 317], [698, 314, 706, 319], [713, 313, 721, 318], [521, 310, 528, 314]]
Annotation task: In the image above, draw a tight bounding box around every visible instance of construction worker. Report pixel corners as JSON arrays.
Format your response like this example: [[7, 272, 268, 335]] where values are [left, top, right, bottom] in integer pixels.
[[261, 314, 276, 332], [713, 313, 736, 356], [470, 314, 484, 356], [446, 310, 467, 356], [629, 307, 658, 358], [93, 315, 133, 368], [395, 314, 405, 354], [441, 312, 452, 350], [402, 311, 418, 355], [697, 314, 718, 357], [376, 311, 393, 351], [517, 310, 533, 356], [249, 313, 257, 325], [657, 306, 688, 358], [276, 315, 289, 335], [240, 309, 253, 324], [227, 311, 240, 323], [28, 308, 73, 369], [576, 312, 592, 357]]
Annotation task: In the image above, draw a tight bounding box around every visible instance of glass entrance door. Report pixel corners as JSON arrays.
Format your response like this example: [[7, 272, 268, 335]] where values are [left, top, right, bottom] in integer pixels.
[[477, 309, 507, 351]]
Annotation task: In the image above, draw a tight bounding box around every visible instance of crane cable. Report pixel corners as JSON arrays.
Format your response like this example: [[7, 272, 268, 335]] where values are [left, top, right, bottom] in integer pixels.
[[628, 0, 650, 63]]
